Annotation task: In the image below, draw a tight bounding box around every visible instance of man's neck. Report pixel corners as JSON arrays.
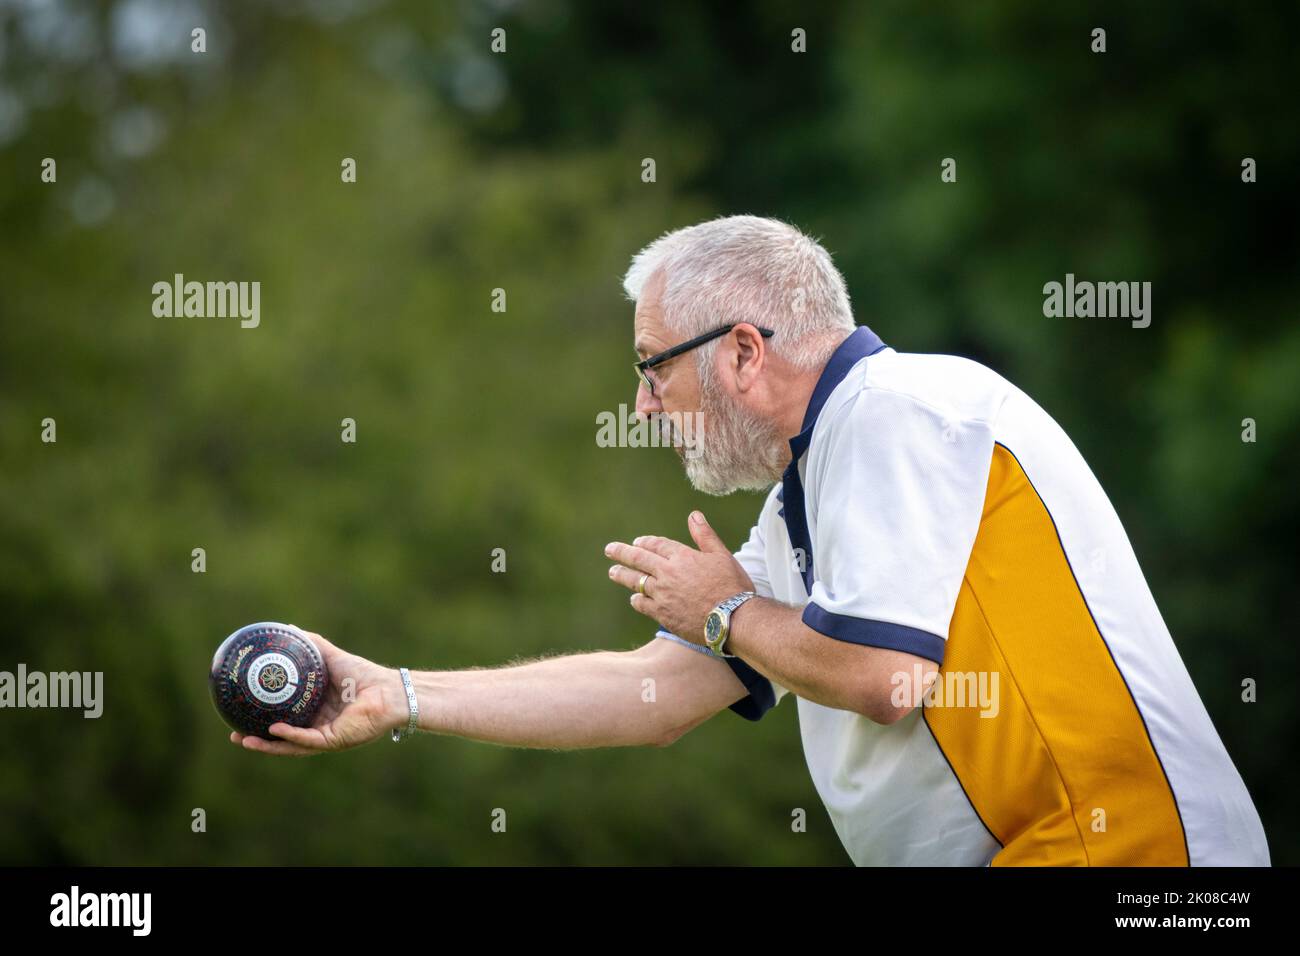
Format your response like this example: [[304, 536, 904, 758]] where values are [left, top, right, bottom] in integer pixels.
[[775, 331, 856, 442], [776, 368, 825, 443]]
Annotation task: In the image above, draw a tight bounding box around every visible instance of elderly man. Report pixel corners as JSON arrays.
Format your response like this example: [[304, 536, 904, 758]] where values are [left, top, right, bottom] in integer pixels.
[[234, 215, 1269, 867]]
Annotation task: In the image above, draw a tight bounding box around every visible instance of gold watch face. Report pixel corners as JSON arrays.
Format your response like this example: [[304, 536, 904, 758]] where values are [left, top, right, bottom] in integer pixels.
[[705, 612, 723, 645]]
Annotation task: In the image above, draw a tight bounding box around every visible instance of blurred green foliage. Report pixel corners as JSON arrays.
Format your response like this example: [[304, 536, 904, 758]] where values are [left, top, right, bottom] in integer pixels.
[[1, 0, 1295, 865]]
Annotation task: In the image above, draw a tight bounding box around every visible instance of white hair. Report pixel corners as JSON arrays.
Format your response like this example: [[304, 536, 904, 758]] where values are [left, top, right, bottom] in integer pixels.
[[621, 214, 856, 371]]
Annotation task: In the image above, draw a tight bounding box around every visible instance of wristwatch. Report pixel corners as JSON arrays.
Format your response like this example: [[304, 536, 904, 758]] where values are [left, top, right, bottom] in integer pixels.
[[704, 592, 757, 658]]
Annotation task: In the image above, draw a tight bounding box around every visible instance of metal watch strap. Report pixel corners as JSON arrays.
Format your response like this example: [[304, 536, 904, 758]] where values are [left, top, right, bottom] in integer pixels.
[[392, 667, 419, 742], [720, 591, 756, 614], [713, 591, 757, 658]]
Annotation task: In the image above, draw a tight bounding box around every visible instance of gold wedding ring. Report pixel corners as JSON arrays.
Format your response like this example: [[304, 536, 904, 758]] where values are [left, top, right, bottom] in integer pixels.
[[636, 573, 649, 596]]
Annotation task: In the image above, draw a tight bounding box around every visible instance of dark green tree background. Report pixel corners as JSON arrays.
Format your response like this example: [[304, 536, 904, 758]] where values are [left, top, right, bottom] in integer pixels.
[[1, 0, 1295, 865]]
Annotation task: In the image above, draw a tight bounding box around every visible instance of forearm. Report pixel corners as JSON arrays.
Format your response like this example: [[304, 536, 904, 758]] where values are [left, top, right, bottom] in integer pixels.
[[398, 649, 671, 751], [726, 598, 887, 716]]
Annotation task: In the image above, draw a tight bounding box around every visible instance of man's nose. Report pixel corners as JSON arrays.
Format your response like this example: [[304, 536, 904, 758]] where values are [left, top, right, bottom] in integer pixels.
[[635, 380, 662, 418]]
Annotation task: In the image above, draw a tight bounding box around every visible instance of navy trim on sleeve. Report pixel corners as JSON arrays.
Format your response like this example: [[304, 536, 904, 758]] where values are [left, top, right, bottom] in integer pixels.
[[655, 630, 776, 721], [722, 656, 777, 721], [802, 603, 947, 664]]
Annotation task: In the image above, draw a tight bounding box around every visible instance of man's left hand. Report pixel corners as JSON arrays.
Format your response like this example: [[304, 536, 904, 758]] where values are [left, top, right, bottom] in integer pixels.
[[605, 511, 755, 643]]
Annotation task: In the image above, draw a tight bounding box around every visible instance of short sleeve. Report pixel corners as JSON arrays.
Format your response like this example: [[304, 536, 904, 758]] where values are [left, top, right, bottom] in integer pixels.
[[801, 388, 994, 665], [654, 487, 790, 722]]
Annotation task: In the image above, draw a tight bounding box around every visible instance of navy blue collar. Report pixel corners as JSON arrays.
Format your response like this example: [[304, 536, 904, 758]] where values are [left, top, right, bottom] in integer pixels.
[[788, 325, 886, 460]]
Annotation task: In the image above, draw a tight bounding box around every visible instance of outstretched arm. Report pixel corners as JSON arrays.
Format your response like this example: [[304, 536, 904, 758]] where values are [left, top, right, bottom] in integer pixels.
[[231, 629, 747, 756]]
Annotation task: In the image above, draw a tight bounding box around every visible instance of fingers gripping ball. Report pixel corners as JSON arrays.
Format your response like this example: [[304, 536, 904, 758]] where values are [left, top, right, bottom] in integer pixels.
[[210, 622, 328, 738]]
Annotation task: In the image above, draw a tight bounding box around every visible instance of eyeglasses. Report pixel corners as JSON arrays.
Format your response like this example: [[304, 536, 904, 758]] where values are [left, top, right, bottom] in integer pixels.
[[634, 324, 775, 396]]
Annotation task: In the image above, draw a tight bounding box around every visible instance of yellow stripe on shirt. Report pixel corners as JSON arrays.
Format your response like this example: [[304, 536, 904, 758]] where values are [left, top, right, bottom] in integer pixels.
[[923, 444, 1187, 866]]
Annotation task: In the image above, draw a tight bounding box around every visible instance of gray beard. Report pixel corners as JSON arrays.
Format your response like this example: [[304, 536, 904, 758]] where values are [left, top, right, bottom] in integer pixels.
[[683, 372, 790, 497]]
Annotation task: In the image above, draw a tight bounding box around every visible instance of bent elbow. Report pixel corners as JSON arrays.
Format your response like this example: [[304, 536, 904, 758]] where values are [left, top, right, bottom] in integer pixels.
[[857, 655, 936, 724], [858, 683, 916, 725], [870, 702, 916, 726]]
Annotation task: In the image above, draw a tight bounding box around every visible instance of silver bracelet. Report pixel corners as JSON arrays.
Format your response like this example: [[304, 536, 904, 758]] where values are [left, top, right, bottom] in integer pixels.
[[392, 667, 419, 742]]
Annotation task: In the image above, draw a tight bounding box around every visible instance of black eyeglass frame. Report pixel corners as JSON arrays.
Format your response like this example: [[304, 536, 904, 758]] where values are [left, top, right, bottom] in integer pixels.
[[634, 324, 775, 395]]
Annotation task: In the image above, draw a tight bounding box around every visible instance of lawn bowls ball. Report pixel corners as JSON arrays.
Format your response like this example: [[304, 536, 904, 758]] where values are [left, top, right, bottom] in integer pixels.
[[210, 622, 328, 737]]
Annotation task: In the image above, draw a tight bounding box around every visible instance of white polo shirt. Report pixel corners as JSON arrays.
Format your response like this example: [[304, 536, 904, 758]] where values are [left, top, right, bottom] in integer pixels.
[[658, 326, 1269, 866]]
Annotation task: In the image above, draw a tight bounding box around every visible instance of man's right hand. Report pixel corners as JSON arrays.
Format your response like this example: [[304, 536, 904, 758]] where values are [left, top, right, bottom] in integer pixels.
[[229, 628, 409, 756]]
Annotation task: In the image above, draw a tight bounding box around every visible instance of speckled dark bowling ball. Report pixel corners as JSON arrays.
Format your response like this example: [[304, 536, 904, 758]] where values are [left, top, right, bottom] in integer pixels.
[[210, 622, 328, 738]]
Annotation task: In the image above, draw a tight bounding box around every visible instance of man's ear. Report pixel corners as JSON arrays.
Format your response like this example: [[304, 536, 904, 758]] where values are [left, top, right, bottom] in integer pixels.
[[731, 323, 767, 391]]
